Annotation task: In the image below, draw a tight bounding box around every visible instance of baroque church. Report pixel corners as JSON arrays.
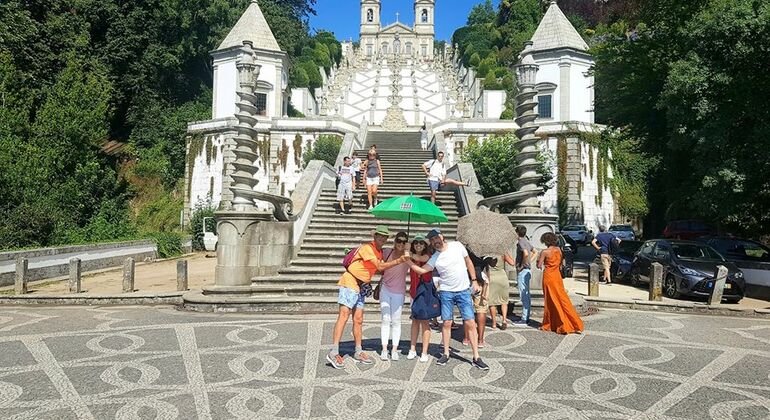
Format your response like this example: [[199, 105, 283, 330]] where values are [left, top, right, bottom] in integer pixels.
[[185, 0, 616, 232]]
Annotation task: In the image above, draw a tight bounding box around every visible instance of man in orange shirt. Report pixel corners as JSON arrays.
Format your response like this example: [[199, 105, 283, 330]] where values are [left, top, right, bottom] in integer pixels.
[[327, 225, 409, 369]]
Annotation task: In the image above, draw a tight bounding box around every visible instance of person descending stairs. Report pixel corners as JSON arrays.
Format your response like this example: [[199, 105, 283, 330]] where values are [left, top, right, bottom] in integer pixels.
[[249, 130, 469, 310]]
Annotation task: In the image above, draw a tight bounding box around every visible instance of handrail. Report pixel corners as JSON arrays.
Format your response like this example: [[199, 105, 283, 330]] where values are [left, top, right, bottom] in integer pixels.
[[476, 190, 532, 212], [289, 160, 337, 247]]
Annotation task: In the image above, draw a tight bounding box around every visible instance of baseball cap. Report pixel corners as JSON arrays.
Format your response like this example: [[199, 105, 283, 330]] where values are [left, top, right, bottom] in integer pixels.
[[426, 228, 442, 239]]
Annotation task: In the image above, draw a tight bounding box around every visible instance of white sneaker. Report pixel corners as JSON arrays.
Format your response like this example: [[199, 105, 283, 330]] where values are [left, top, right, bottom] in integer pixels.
[[380, 350, 389, 361], [368, 206, 373, 210], [419, 354, 430, 362], [407, 350, 417, 360], [391, 351, 400, 361], [512, 320, 529, 328]]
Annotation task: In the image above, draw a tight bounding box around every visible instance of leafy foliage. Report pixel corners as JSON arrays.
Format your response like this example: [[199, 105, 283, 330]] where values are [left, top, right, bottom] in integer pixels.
[[0, 0, 319, 250], [188, 200, 217, 252], [303, 135, 342, 167]]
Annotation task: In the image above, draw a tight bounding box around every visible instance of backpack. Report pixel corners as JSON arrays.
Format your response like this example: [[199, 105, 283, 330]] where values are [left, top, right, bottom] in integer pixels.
[[342, 245, 364, 269]]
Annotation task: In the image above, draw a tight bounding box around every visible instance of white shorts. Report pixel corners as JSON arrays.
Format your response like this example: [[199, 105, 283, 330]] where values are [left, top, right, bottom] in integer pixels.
[[366, 177, 380, 186]]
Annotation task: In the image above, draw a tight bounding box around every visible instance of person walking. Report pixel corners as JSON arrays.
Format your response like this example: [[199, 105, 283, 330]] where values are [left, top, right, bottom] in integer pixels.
[[327, 226, 409, 369], [538, 232, 584, 335], [351, 151, 362, 186], [420, 124, 428, 151], [591, 225, 620, 284], [422, 152, 470, 204], [407, 229, 489, 370], [379, 231, 410, 361], [513, 226, 534, 327], [488, 253, 515, 330], [336, 157, 356, 215], [360, 149, 383, 210], [407, 234, 433, 362]]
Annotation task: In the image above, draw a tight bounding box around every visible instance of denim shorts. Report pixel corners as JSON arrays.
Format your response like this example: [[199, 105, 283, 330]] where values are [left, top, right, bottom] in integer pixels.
[[338, 286, 365, 309], [439, 289, 475, 321], [428, 180, 441, 191]]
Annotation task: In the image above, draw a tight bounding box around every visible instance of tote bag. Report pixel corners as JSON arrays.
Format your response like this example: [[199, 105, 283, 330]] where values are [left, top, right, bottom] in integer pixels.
[[411, 281, 441, 320]]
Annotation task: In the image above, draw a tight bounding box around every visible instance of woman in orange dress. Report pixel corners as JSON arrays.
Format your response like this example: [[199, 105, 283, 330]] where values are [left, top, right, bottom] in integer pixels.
[[537, 232, 584, 334]]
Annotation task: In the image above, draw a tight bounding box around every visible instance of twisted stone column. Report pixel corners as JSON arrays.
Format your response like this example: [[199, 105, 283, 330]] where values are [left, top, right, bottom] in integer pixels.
[[230, 41, 262, 212], [513, 41, 543, 214]]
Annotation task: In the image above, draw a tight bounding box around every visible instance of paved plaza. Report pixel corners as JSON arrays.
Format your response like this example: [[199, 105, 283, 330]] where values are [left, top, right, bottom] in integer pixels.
[[0, 307, 768, 419]]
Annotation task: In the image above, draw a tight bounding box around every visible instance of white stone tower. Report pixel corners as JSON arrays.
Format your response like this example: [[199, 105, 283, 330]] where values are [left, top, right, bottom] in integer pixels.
[[210, 0, 290, 120], [360, 0, 381, 57], [529, 0, 593, 124], [414, 0, 435, 59]]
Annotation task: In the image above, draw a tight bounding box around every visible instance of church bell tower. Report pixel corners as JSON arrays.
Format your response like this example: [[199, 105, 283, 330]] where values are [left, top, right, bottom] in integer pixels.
[[360, 0, 381, 57], [414, 0, 435, 58]]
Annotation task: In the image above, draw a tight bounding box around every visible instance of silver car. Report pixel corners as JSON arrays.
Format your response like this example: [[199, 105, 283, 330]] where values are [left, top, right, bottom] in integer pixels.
[[562, 225, 591, 245], [609, 224, 636, 241]]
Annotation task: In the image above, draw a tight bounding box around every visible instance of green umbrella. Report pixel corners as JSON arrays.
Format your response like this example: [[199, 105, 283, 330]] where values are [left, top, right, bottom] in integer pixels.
[[369, 193, 448, 235]]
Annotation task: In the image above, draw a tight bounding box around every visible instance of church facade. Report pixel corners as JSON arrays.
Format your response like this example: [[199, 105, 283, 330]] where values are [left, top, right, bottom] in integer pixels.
[[359, 0, 436, 59]]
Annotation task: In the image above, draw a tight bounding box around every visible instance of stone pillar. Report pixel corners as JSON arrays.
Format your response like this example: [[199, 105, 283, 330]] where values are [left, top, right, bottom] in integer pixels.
[[14, 257, 28, 295], [205, 211, 271, 294], [649, 262, 663, 301], [69, 258, 82, 294], [559, 59, 571, 121], [588, 263, 600, 297], [513, 41, 543, 214], [177, 260, 188, 292], [565, 136, 583, 223], [122, 258, 135, 293], [708, 265, 729, 305]]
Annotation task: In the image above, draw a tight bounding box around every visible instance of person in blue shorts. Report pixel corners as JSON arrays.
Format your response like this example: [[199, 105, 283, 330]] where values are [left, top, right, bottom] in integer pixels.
[[407, 229, 489, 370]]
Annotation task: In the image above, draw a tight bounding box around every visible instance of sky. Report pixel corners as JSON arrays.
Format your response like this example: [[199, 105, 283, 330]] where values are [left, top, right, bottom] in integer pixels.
[[308, 0, 500, 42]]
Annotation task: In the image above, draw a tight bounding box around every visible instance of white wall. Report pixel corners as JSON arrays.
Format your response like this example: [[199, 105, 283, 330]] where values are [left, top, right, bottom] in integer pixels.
[[213, 59, 238, 119], [189, 134, 226, 209], [580, 142, 615, 232]]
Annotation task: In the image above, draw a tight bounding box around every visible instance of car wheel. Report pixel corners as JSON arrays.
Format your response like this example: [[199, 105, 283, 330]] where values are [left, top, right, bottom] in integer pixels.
[[630, 267, 641, 287], [724, 297, 742, 304], [565, 263, 573, 278], [663, 275, 680, 299]]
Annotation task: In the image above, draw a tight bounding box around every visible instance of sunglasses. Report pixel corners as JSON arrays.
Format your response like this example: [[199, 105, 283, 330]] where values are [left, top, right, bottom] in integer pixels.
[[395, 238, 408, 244]]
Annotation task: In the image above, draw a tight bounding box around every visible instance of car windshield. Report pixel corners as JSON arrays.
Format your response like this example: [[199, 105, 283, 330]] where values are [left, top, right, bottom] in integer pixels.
[[609, 225, 633, 231], [618, 241, 643, 253], [563, 225, 585, 231], [672, 244, 725, 261], [718, 240, 770, 262]]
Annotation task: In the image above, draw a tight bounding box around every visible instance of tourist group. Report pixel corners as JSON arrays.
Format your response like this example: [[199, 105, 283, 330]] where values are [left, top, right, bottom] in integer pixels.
[[326, 225, 584, 370]]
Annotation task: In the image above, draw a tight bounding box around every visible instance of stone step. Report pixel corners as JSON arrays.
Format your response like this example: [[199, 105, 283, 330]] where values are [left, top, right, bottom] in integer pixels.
[[308, 220, 458, 229], [319, 190, 455, 197], [310, 209, 460, 219], [299, 234, 457, 245]]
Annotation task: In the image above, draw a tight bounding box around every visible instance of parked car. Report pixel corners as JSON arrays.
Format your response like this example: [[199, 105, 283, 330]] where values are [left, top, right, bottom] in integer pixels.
[[696, 237, 770, 300], [630, 239, 745, 302], [557, 231, 579, 254], [592, 240, 644, 283], [609, 224, 636, 241], [562, 225, 592, 245], [662, 220, 715, 240], [557, 234, 575, 278]]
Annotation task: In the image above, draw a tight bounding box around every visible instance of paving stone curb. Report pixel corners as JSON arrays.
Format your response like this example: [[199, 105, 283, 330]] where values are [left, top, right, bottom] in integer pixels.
[[0, 292, 183, 306], [584, 296, 770, 318]]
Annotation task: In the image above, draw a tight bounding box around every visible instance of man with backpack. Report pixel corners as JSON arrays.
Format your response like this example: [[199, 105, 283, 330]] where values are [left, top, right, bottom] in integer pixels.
[[591, 225, 621, 285], [327, 225, 409, 369], [422, 152, 471, 204]]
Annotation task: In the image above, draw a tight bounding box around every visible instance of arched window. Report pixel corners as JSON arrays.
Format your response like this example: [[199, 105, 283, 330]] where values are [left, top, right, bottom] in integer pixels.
[[367, 9, 373, 22], [421, 9, 428, 23], [394, 39, 401, 55], [405, 42, 413, 55], [382, 42, 389, 55]]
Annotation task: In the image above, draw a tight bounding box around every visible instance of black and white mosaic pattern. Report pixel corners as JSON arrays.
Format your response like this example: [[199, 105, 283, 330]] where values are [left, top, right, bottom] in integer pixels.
[[0, 307, 768, 419]]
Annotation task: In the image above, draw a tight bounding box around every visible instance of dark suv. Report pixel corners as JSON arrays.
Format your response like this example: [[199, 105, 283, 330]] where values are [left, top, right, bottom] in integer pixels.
[[630, 239, 745, 303]]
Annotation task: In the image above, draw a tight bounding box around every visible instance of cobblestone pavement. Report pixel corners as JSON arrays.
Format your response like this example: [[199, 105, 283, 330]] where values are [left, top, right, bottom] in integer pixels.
[[0, 307, 768, 419]]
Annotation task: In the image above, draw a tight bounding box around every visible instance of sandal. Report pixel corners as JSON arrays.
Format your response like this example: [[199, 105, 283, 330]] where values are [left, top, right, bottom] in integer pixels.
[[500, 322, 508, 331]]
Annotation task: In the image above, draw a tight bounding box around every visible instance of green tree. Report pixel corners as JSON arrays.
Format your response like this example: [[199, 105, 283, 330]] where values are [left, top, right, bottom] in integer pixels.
[[467, 0, 496, 26], [303, 135, 342, 167]]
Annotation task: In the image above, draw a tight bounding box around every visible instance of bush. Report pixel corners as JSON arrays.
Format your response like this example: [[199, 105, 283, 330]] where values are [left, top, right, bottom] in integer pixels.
[[147, 231, 183, 258], [303, 135, 342, 167], [188, 200, 216, 251], [461, 135, 518, 198]]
